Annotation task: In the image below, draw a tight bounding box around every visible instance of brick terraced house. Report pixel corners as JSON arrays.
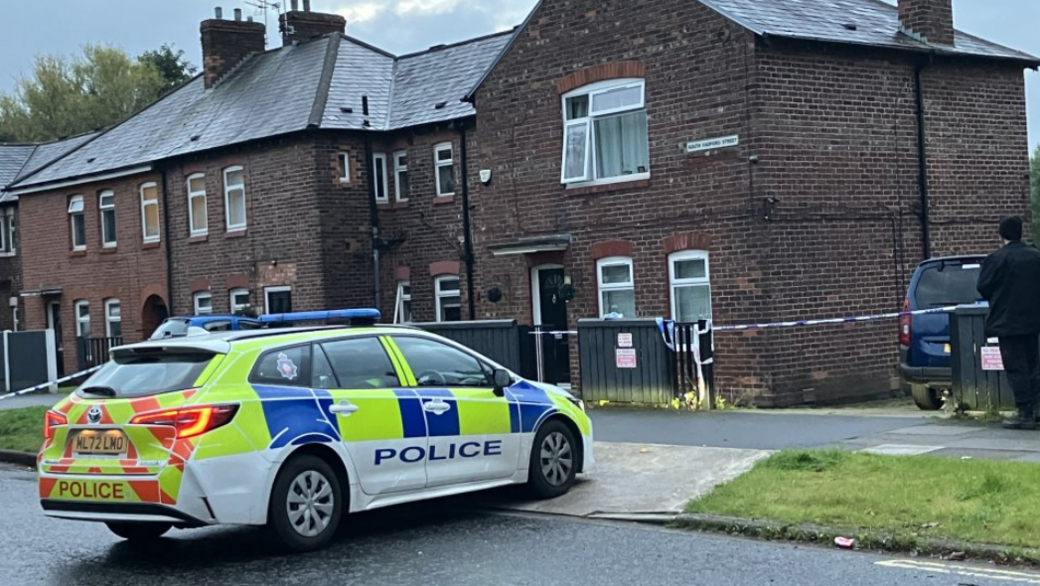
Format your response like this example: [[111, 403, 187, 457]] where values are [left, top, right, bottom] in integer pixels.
[[1, 0, 1036, 405]]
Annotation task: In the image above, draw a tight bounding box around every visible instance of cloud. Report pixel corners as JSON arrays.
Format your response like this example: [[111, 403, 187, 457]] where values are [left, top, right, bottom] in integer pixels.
[[395, 0, 462, 17], [334, 2, 387, 23]]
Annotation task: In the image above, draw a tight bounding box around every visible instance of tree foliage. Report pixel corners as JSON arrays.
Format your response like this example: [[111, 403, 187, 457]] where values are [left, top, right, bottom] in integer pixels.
[[0, 44, 195, 143]]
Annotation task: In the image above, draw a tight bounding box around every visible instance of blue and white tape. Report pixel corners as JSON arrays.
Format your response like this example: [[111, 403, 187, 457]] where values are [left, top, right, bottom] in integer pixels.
[[710, 305, 962, 332], [0, 365, 103, 401]]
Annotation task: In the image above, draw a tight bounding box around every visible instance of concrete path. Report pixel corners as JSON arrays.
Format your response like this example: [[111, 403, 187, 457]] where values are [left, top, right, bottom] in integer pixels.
[[0, 392, 64, 410]]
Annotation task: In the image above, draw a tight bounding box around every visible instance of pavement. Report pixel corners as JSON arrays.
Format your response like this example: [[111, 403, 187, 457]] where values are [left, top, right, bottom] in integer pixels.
[[3, 463, 1039, 586], [0, 391, 67, 410]]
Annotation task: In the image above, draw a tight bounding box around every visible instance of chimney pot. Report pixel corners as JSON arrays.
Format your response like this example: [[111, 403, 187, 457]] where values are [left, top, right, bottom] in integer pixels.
[[897, 0, 954, 45], [247, 16, 253, 22], [291, 0, 299, 10], [234, 8, 242, 21], [303, 0, 311, 11], [214, 6, 223, 18], [201, 13, 266, 88], [278, 4, 347, 46]]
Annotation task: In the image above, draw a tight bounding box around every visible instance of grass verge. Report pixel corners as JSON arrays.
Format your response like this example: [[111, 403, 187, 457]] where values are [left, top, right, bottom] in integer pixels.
[[0, 406, 47, 452], [686, 449, 1040, 552]]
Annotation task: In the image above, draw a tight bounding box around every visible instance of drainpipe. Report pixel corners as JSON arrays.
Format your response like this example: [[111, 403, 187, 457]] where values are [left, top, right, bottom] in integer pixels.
[[364, 137, 381, 310], [458, 124, 476, 321], [161, 167, 174, 315], [913, 56, 933, 260]]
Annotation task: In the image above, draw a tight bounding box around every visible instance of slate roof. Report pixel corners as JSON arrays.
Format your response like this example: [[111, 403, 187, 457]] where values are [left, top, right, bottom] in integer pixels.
[[0, 132, 98, 202]]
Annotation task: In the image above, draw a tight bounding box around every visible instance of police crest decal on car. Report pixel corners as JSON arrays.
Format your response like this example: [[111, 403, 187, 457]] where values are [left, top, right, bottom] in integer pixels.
[[277, 353, 299, 381]]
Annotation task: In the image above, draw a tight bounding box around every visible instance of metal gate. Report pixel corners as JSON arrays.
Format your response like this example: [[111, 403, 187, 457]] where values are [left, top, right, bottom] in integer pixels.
[[667, 320, 716, 409]]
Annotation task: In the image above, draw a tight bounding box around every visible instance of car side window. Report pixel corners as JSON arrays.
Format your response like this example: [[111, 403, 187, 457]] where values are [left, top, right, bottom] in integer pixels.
[[238, 320, 264, 330], [393, 336, 491, 388], [249, 344, 311, 387], [204, 320, 233, 332], [312, 344, 338, 390], [320, 337, 400, 389]]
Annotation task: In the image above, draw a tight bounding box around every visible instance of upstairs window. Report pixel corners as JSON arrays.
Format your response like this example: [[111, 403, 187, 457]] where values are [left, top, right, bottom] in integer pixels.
[[224, 166, 247, 231], [0, 207, 15, 255], [434, 143, 455, 196], [561, 79, 649, 185], [669, 251, 712, 323], [99, 191, 117, 247], [140, 182, 160, 243], [187, 174, 208, 236], [69, 195, 86, 251], [394, 150, 409, 202], [597, 257, 636, 318], [373, 153, 388, 203], [338, 152, 351, 184]]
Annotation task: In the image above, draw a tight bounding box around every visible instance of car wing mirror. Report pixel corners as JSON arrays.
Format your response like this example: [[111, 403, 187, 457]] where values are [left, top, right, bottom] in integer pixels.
[[492, 368, 512, 397]]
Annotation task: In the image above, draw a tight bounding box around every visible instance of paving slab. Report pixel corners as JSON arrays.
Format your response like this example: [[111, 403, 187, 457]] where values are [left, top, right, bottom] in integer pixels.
[[859, 444, 943, 456], [930, 447, 1038, 461], [884, 424, 985, 437], [486, 442, 770, 517]]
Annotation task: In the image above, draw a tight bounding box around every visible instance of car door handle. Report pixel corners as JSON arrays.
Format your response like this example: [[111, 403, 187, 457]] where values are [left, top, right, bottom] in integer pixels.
[[423, 400, 451, 416], [330, 401, 360, 416]]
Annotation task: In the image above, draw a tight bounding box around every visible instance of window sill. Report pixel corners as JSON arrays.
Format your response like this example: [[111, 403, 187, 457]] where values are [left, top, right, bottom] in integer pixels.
[[141, 242, 161, 250], [0, 252, 16, 258], [338, 179, 351, 187], [70, 250, 87, 258], [225, 230, 247, 239], [564, 177, 651, 197], [100, 247, 118, 255], [188, 234, 209, 244], [433, 195, 455, 206]]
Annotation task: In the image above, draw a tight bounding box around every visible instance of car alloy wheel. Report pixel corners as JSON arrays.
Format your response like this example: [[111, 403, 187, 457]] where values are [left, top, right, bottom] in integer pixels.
[[286, 470, 336, 538], [539, 431, 574, 487]]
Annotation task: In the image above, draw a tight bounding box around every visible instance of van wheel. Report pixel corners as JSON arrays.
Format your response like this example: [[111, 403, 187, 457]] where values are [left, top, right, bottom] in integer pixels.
[[106, 522, 171, 541], [268, 455, 343, 552], [527, 419, 578, 499], [912, 384, 944, 411]]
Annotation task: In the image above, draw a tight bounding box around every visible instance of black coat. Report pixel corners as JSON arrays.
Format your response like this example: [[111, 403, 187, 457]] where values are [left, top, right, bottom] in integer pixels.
[[977, 241, 1040, 337]]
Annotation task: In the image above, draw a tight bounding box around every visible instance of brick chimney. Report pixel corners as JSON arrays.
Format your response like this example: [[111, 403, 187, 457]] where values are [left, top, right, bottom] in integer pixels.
[[279, 0, 347, 46], [201, 7, 267, 89], [898, 0, 954, 45]]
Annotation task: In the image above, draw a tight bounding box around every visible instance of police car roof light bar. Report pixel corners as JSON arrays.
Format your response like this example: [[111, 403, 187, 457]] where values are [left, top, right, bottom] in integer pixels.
[[258, 308, 382, 326]]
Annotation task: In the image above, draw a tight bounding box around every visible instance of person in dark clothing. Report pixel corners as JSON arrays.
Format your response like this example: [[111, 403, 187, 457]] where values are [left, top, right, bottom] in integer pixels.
[[977, 216, 1040, 430]]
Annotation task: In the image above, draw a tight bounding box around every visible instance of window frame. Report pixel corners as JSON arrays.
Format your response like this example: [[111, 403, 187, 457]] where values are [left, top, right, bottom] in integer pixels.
[[139, 182, 161, 243], [338, 152, 351, 184], [99, 190, 117, 248], [597, 256, 636, 318], [264, 286, 293, 315], [391, 334, 494, 388], [223, 166, 247, 232], [560, 78, 650, 186], [434, 142, 455, 197], [668, 250, 712, 323], [187, 173, 208, 236], [393, 150, 409, 203], [230, 288, 251, 314], [394, 281, 412, 324], [0, 207, 15, 256], [69, 195, 86, 251], [319, 335, 402, 389], [74, 300, 91, 338], [193, 291, 213, 316], [248, 343, 312, 388], [12, 305, 18, 332], [434, 275, 461, 323], [104, 298, 121, 338], [373, 153, 389, 203]]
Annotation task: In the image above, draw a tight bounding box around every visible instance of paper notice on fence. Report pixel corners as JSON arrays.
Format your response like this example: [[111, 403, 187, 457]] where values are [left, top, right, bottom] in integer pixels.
[[616, 348, 637, 369], [618, 333, 633, 348], [981, 346, 1004, 371]]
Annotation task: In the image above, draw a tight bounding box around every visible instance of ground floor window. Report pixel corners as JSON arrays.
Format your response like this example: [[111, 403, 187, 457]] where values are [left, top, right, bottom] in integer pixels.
[[669, 250, 712, 322], [194, 292, 213, 315], [104, 299, 121, 338], [230, 288, 251, 314], [394, 281, 412, 324], [75, 300, 91, 338], [597, 256, 635, 318], [435, 276, 461, 322]]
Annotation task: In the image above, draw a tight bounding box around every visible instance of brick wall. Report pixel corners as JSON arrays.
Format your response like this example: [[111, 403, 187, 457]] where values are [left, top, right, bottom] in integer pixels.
[[19, 174, 168, 375]]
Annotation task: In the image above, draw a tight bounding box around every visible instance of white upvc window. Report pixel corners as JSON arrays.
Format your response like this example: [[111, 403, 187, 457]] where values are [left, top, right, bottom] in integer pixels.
[[230, 288, 251, 313], [104, 298, 121, 338], [338, 152, 351, 184], [224, 166, 247, 231], [434, 143, 455, 197], [561, 78, 649, 185], [373, 153, 388, 203], [0, 207, 16, 255], [669, 250, 712, 323], [69, 195, 86, 251], [394, 150, 409, 202], [394, 281, 412, 324], [435, 276, 461, 322], [75, 300, 91, 338], [99, 191, 117, 247], [187, 173, 208, 236], [140, 182, 161, 243], [193, 292, 213, 315], [597, 256, 636, 318]]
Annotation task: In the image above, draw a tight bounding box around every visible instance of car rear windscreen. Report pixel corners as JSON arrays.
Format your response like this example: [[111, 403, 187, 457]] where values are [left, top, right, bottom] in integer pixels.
[[76, 352, 215, 399], [914, 262, 983, 308]]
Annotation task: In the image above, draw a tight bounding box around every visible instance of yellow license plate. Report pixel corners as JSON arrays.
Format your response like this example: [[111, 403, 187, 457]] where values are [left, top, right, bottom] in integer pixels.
[[73, 430, 128, 456], [944, 344, 951, 354]]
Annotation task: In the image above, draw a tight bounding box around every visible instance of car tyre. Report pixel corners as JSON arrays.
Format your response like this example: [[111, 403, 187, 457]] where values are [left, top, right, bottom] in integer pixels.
[[526, 419, 578, 499], [268, 455, 343, 553], [911, 384, 944, 411], [105, 522, 172, 541]]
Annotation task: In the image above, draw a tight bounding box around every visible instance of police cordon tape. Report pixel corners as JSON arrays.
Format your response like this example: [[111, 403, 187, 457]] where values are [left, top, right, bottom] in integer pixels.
[[528, 304, 970, 337], [0, 365, 103, 401]]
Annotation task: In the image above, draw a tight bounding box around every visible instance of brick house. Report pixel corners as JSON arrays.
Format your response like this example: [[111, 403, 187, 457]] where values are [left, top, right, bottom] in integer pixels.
[[2, 0, 1036, 405]]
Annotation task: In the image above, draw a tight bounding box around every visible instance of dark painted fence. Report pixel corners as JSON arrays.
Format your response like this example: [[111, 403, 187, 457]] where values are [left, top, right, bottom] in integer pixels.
[[1, 330, 57, 393], [951, 305, 1016, 411], [412, 320, 536, 380], [577, 319, 676, 404], [76, 336, 123, 371]]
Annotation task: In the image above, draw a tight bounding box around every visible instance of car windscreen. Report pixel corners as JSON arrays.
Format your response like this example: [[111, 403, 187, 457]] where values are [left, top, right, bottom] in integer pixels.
[[150, 319, 190, 340], [914, 262, 983, 308], [75, 352, 216, 399]]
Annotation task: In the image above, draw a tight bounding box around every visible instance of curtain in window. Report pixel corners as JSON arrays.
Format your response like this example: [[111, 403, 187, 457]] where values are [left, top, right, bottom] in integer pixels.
[[595, 111, 649, 179]]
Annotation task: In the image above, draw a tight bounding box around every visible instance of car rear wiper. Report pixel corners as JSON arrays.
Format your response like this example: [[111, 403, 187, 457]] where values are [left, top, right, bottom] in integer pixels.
[[79, 386, 117, 398]]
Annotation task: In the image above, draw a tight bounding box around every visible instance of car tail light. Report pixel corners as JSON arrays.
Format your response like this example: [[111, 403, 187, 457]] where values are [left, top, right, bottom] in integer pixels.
[[130, 404, 239, 439], [44, 411, 67, 440], [899, 298, 911, 348]]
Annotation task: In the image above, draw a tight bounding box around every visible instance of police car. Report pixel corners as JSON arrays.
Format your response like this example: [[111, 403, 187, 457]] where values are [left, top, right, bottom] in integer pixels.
[[38, 310, 593, 552]]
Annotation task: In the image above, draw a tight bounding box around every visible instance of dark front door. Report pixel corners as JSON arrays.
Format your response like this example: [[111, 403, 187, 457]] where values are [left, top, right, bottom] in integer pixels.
[[47, 302, 64, 377], [535, 268, 571, 385]]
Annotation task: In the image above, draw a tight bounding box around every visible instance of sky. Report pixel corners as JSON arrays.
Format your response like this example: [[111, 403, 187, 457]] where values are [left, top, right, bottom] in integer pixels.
[[0, 0, 1037, 151]]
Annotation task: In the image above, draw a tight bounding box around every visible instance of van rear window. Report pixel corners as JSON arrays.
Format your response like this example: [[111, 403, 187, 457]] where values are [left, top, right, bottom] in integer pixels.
[[76, 353, 215, 399], [915, 263, 983, 308]]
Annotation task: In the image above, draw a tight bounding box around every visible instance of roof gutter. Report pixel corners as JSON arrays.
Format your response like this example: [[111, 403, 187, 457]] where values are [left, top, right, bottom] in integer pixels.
[[7, 165, 153, 196]]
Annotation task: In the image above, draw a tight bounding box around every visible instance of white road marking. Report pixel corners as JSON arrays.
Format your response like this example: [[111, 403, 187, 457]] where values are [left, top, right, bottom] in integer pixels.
[[877, 560, 1040, 584]]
